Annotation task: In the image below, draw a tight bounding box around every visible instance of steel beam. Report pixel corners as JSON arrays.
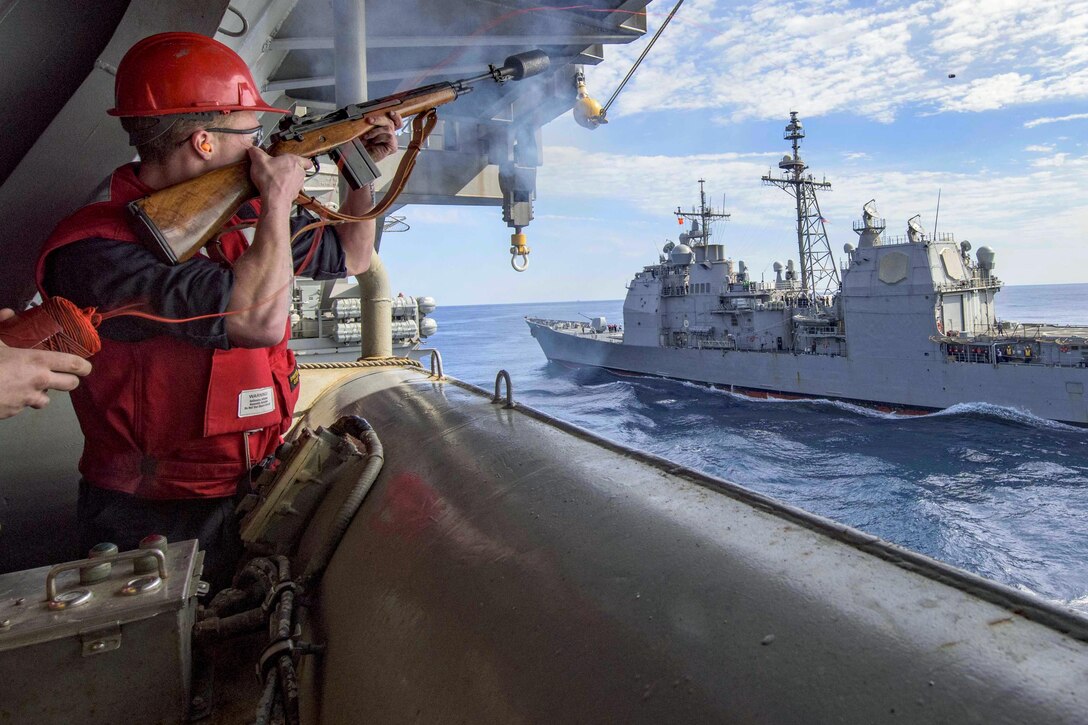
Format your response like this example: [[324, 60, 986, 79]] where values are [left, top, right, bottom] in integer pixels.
[[268, 32, 642, 52]]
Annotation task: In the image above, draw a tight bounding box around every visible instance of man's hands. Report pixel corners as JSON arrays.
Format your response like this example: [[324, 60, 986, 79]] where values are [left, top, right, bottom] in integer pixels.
[[246, 147, 312, 211], [361, 111, 403, 162], [0, 309, 92, 419], [244, 110, 402, 200], [233, 110, 405, 297]]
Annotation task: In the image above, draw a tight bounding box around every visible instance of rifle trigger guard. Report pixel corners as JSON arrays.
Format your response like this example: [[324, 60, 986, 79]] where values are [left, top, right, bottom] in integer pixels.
[[304, 157, 320, 178]]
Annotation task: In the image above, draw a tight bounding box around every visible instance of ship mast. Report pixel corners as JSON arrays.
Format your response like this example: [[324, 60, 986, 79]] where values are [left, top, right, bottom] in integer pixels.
[[761, 112, 839, 298], [674, 179, 730, 245]]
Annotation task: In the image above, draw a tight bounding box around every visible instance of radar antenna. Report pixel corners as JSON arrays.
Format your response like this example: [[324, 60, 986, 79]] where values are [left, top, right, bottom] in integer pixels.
[[862, 199, 880, 223], [761, 111, 840, 298], [674, 179, 730, 246], [853, 199, 886, 248], [907, 215, 926, 244]]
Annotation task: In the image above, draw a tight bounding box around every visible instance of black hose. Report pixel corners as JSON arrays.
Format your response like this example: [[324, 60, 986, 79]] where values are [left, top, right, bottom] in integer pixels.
[[206, 556, 279, 617], [276, 653, 300, 725], [247, 556, 302, 725], [194, 606, 267, 642], [255, 676, 277, 725], [299, 416, 384, 589], [200, 557, 291, 640]]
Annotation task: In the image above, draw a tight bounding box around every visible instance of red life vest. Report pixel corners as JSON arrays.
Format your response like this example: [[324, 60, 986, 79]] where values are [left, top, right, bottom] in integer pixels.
[[36, 163, 300, 499]]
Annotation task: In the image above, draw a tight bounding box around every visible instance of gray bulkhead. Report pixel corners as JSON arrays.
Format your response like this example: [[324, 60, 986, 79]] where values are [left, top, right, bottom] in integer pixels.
[[623, 268, 662, 346], [840, 240, 944, 361], [841, 230, 999, 363]]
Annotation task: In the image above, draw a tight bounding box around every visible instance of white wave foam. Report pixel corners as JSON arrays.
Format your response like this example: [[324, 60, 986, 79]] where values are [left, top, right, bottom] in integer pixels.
[[1016, 585, 1088, 616], [669, 380, 906, 419], [653, 380, 1084, 431], [919, 402, 1083, 432], [1068, 593, 1088, 615]]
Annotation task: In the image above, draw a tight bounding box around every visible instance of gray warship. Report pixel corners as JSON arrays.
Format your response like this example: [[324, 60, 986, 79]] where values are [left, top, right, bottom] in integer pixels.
[[528, 112, 1088, 425]]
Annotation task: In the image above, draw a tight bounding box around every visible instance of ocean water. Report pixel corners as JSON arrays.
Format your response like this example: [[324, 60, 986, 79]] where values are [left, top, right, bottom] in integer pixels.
[[429, 283, 1088, 615]]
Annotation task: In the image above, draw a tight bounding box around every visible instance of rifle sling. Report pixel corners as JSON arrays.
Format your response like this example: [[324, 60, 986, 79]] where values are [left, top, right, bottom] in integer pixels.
[[295, 108, 439, 230]]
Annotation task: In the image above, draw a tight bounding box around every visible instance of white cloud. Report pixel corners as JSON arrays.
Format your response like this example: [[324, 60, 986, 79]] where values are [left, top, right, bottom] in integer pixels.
[[585, 0, 1088, 124], [844, 152, 871, 161], [538, 144, 1088, 285], [1030, 152, 1081, 168], [1024, 145, 1054, 152], [1024, 112, 1088, 128]]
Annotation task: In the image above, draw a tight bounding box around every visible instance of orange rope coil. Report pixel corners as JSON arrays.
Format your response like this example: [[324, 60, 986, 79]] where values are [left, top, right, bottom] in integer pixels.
[[0, 297, 102, 358]]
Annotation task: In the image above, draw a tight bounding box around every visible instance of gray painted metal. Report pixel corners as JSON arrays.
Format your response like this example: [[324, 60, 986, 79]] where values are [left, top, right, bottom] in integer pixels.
[[359, 253, 393, 358], [332, 0, 367, 106], [269, 33, 643, 51], [0, 394, 84, 573], [0, 541, 202, 724], [291, 367, 1088, 723]]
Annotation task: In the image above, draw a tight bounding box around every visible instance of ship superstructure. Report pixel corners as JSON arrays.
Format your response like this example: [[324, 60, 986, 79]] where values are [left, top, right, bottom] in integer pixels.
[[529, 112, 1088, 424]]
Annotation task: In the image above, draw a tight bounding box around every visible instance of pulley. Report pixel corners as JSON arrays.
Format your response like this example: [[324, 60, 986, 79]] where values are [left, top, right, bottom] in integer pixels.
[[570, 0, 685, 130], [573, 72, 606, 129]]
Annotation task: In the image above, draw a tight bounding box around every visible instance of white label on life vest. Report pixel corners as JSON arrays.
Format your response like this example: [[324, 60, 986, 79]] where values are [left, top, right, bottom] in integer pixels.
[[238, 387, 276, 418]]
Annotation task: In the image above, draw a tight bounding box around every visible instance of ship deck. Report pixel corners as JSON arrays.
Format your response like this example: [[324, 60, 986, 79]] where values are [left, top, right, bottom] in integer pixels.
[[991, 322, 1088, 342], [528, 318, 625, 343]]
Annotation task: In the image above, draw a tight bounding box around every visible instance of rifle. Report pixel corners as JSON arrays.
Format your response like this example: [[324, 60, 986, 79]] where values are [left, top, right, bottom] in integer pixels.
[[128, 50, 549, 265]]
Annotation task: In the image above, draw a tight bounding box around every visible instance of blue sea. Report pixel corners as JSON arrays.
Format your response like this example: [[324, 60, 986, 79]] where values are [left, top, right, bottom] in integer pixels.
[[429, 283, 1088, 615]]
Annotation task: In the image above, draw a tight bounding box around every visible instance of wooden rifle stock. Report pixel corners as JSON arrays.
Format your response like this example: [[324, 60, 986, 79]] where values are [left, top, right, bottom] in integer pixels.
[[128, 85, 458, 264]]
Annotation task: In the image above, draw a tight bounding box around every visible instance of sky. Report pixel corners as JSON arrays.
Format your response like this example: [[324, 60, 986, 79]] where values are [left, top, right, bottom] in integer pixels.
[[381, 0, 1088, 306]]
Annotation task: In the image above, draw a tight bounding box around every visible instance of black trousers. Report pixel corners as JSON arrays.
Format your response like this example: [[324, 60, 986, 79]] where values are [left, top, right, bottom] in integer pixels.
[[77, 480, 243, 592]]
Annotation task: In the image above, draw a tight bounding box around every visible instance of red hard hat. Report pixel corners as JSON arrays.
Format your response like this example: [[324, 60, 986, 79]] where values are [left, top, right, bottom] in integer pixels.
[[108, 32, 287, 117]]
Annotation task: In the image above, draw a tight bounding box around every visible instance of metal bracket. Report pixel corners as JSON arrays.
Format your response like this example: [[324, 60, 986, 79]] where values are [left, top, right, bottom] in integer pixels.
[[80, 623, 122, 657], [256, 639, 294, 681], [493, 370, 515, 409], [418, 348, 444, 379], [261, 581, 300, 614]]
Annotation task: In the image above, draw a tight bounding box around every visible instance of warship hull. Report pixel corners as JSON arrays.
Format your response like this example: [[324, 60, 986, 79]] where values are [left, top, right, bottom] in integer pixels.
[[528, 320, 1088, 425]]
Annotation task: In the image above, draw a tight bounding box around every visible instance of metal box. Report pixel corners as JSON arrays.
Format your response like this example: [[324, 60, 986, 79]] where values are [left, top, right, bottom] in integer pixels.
[[0, 540, 203, 724]]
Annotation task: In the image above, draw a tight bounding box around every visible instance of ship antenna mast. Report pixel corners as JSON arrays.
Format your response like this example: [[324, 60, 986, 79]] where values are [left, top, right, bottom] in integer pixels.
[[674, 178, 730, 246], [761, 111, 840, 298]]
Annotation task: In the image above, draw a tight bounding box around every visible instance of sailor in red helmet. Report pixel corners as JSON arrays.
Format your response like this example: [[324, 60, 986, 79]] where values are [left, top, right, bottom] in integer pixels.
[[36, 32, 401, 587]]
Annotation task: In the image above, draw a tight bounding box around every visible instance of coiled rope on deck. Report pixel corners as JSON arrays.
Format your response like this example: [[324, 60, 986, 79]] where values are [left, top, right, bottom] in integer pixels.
[[297, 357, 422, 370]]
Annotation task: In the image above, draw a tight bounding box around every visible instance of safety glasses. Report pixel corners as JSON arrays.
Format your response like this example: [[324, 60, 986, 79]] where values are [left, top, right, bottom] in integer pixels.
[[205, 125, 265, 147]]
